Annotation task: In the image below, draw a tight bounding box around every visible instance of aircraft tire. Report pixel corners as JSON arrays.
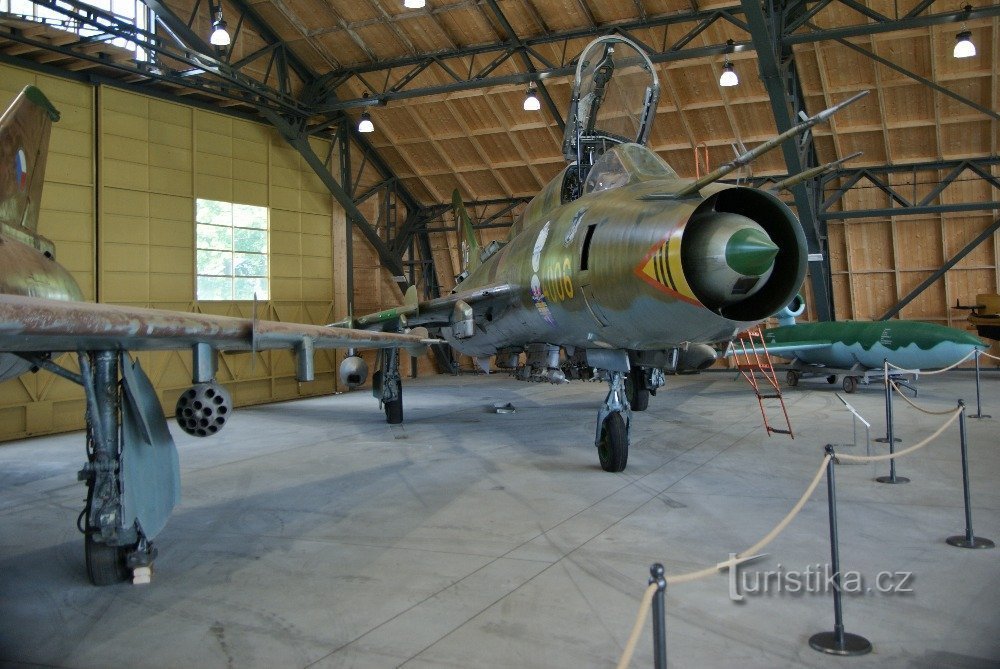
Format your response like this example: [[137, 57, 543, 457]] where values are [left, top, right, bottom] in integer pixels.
[[842, 376, 858, 394], [384, 384, 403, 424], [85, 534, 129, 586], [626, 374, 650, 411], [597, 412, 628, 473], [826, 375, 837, 384], [785, 371, 800, 387]]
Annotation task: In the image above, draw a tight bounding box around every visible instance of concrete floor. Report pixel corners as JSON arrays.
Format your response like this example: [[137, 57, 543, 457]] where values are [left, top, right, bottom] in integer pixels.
[[0, 370, 998, 668]]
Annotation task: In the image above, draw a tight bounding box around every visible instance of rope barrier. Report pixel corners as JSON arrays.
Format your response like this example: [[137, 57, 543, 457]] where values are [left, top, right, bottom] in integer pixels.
[[980, 349, 1000, 362], [664, 454, 833, 586], [615, 583, 658, 669], [837, 408, 961, 463], [889, 380, 960, 415], [615, 402, 962, 667], [886, 349, 976, 375]]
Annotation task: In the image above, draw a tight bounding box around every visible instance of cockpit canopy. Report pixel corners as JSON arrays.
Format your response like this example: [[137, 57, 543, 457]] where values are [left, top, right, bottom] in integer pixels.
[[582, 143, 678, 196], [562, 36, 659, 166]]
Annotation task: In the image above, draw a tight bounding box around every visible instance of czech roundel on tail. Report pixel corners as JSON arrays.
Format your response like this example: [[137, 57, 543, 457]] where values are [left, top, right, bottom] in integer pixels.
[[0, 85, 435, 584]]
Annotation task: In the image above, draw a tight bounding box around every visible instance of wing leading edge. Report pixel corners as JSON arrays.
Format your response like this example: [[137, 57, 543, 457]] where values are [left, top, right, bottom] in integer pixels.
[[0, 293, 437, 354]]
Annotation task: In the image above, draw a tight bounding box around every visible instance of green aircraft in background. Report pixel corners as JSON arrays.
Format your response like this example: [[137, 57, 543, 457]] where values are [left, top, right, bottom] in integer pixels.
[[340, 36, 869, 473], [759, 296, 987, 393]]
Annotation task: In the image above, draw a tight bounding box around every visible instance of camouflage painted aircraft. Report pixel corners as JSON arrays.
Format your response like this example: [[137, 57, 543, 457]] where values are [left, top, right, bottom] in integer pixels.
[[339, 36, 867, 473], [759, 296, 987, 393], [0, 86, 433, 585]]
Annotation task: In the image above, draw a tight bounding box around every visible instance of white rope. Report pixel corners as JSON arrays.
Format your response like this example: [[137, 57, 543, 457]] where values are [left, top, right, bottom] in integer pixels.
[[886, 349, 976, 375], [616, 583, 658, 669], [837, 408, 961, 463], [890, 380, 960, 415], [980, 349, 1000, 362]]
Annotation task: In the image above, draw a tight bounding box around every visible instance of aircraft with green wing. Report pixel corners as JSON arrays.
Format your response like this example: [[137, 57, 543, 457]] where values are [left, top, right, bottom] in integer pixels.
[[338, 36, 868, 472], [757, 296, 987, 393]]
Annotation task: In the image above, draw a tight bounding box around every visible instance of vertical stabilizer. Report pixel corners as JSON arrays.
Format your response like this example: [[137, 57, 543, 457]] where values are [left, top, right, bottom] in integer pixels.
[[452, 189, 480, 273], [0, 86, 60, 233]]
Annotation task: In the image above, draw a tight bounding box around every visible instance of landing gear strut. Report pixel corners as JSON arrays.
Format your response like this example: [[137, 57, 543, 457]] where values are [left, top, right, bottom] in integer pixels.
[[77, 351, 154, 585], [595, 370, 631, 472], [374, 347, 403, 424]]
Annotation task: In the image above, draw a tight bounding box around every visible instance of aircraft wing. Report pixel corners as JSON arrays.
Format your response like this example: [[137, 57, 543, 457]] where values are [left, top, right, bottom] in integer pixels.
[[340, 283, 518, 331], [0, 293, 436, 353], [727, 340, 832, 358]]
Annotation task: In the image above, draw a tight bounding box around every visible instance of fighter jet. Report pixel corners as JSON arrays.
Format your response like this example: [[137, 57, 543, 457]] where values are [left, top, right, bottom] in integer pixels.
[[338, 36, 867, 473], [759, 296, 987, 393], [0, 85, 434, 585]]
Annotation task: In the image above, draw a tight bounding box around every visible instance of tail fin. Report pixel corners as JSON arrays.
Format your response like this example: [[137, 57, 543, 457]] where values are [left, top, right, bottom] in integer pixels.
[[0, 86, 59, 233], [452, 189, 480, 273]]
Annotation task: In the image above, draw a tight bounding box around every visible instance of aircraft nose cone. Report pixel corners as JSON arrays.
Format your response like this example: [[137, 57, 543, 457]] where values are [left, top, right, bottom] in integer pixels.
[[725, 228, 779, 277], [680, 212, 778, 308]]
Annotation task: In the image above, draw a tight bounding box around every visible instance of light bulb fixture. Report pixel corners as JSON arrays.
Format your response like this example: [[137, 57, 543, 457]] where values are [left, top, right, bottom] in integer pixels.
[[210, 19, 231, 46], [403, 0, 425, 8], [523, 86, 540, 111], [719, 61, 739, 87], [953, 30, 975, 58], [358, 111, 374, 134]]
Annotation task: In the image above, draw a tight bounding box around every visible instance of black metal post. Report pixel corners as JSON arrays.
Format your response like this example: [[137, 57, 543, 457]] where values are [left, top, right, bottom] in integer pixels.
[[810, 446, 873, 656], [970, 351, 990, 419], [876, 362, 909, 484], [649, 563, 667, 669], [947, 401, 995, 549]]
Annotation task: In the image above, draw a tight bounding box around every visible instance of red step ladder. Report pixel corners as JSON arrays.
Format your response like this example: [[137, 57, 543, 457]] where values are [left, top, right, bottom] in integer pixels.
[[732, 326, 794, 438]]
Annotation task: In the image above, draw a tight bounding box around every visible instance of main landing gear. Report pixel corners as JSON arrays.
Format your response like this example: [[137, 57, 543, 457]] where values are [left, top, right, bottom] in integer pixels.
[[76, 351, 162, 585], [596, 370, 631, 472], [374, 347, 404, 424]]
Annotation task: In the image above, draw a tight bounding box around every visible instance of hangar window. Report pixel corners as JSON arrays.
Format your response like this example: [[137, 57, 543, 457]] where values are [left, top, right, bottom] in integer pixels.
[[196, 199, 269, 301], [0, 0, 154, 60]]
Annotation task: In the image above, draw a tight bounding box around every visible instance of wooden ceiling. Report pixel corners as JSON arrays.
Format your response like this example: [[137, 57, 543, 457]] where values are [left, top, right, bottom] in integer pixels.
[[0, 0, 997, 209]]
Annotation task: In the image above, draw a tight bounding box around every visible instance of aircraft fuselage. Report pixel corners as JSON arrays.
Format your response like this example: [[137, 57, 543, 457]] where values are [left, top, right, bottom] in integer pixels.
[[764, 320, 986, 370]]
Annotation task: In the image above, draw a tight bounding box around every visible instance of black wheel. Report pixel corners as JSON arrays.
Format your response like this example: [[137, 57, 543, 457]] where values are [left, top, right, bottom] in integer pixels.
[[842, 376, 858, 394], [626, 373, 650, 411], [785, 370, 800, 387], [384, 383, 403, 424], [597, 412, 628, 472], [85, 533, 129, 586], [826, 375, 837, 384]]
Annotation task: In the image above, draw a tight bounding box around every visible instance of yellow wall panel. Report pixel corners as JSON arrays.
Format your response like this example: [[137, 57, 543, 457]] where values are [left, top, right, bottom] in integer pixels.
[[1, 68, 346, 442], [149, 167, 192, 197], [270, 186, 300, 210], [233, 180, 267, 206], [150, 122, 192, 148]]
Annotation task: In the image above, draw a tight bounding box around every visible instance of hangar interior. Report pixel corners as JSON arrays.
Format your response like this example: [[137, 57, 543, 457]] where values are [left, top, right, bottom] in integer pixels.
[[1, 2, 1000, 667], [0, 0, 999, 441]]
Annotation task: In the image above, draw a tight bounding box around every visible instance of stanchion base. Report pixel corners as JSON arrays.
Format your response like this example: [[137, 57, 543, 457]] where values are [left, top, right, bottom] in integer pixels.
[[969, 414, 991, 419], [875, 475, 910, 484], [874, 437, 901, 443], [946, 535, 995, 549], [809, 631, 873, 656]]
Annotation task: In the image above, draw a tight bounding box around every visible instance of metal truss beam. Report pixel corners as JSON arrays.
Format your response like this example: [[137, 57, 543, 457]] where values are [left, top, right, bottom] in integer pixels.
[[783, 3, 1000, 45], [742, 0, 833, 321], [879, 217, 1000, 321], [306, 6, 751, 114], [819, 158, 1000, 221]]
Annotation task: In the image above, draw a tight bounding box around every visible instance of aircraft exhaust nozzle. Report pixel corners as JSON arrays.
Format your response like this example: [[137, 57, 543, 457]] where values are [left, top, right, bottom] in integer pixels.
[[682, 212, 777, 308], [339, 355, 369, 389]]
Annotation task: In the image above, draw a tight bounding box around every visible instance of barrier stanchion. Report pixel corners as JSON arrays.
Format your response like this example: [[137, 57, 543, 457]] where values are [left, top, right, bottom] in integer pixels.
[[650, 564, 667, 669], [946, 401, 995, 549], [970, 351, 990, 420], [875, 363, 909, 484], [809, 445, 873, 656]]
